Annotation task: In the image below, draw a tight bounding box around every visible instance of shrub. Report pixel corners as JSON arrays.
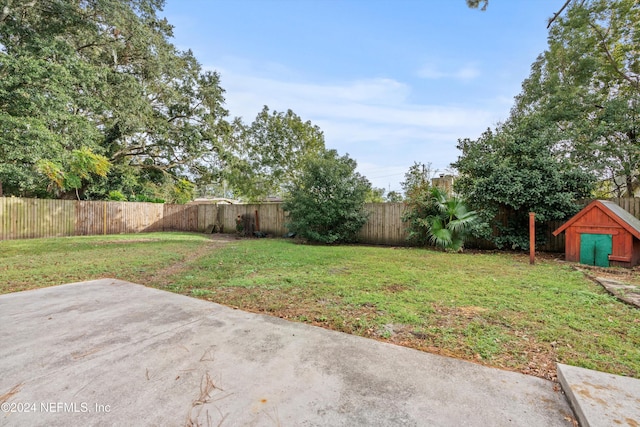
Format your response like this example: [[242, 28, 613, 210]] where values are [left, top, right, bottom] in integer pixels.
[[107, 190, 127, 201], [283, 150, 370, 244], [402, 184, 479, 251]]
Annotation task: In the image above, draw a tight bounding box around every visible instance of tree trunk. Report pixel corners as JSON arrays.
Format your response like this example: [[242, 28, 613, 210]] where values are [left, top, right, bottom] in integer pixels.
[[625, 175, 634, 197]]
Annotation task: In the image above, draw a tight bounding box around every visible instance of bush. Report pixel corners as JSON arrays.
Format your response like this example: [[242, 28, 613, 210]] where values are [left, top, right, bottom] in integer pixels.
[[453, 119, 594, 249], [130, 194, 165, 203], [402, 185, 479, 251], [107, 190, 127, 201], [283, 150, 370, 244]]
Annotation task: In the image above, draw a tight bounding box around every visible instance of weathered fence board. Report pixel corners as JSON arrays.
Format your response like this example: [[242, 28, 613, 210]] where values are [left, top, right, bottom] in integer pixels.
[[196, 204, 220, 233], [358, 203, 408, 245], [3, 197, 640, 252], [0, 198, 74, 240], [210, 203, 288, 236], [163, 204, 199, 231]]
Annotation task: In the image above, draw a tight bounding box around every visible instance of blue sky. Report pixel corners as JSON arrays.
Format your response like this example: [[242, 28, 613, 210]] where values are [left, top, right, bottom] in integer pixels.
[[162, 0, 559, 194]]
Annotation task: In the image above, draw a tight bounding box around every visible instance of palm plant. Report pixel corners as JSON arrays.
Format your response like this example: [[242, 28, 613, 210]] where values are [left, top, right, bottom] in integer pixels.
[[426, 187, 479, 251]]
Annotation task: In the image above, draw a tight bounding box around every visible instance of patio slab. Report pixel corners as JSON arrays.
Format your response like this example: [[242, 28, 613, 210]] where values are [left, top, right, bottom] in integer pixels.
[[1, 279, 575, 426], [557, 363, 640, 427]]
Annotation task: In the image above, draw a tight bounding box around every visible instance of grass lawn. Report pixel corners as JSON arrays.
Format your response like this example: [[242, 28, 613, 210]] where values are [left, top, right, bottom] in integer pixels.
[[2, 232, 639, 381]]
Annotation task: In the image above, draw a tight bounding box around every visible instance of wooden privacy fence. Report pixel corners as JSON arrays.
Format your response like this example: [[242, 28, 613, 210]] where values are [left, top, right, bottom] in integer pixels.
[[3, 197, 640, 250], [1, 198, 167, 239], [0, 198, 292, 241], [0, 198, 409, 244]]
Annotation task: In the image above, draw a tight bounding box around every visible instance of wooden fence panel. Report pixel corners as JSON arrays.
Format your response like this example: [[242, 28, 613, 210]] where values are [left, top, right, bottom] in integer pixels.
[[196, 204, 219, 233], [116, 202, 164, 233], [212, 204, 287, 236], [0, 198, 75, 240], [217, 204, 240, 233], [539, 220, 565, 252], [358, 203, 408, 245], [76, 201, 104, 236], [255, 203, 287, 236], [142, 203, 165, 232], [5, 197, 640, 249], [107, 202, 123, 234], [610, 197, 640, 218], [162, 204, 199, 231]]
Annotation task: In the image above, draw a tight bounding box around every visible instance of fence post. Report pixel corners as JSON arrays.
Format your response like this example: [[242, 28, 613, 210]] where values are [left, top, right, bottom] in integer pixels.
[[529, 212, 535, 265]]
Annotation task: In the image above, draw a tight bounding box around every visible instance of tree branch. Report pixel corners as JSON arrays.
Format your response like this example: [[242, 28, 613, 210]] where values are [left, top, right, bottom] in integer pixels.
[[588, 21, 640, 90], [547, 0, 573, 28], [167, 114, 189, 123]]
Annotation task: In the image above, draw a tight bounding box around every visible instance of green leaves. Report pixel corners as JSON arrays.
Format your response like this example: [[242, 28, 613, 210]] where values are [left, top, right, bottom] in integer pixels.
[[36, 147, 111, 197], [465, 0, 488, 11], [0, 0, 230, 200], [0, 1, 339, 203], [451, 0, 640, 246], [453, 116, 594, 249], [402, 184, 479, 251], [283, 150, 371, 244], [517, 0, 640, 197], [227, 106, 326, 201]]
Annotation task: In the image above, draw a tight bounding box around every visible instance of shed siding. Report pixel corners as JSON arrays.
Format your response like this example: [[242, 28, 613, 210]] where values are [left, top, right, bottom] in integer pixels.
[[565, 206, 633, 266], [555, 200, 640, 268], [565, 228, 580, 262], [633, 239, 640, 266], [573, 206, 617, 229]]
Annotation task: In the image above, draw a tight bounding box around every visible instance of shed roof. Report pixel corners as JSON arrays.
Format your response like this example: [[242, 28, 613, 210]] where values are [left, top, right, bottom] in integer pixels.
[[553, 200, 640, 240]]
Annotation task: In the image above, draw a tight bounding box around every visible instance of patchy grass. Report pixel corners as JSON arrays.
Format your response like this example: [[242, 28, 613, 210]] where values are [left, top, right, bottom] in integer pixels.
[[1, 234, 639, 381], [0, 232, 220, 293]]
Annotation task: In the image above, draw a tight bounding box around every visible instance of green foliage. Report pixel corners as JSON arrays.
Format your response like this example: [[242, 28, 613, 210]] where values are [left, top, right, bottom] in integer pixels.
[[427, 188, 479, 251], [0, 1, 334, 203], [514, 0, 640, 197], [108, 190, 127, 201], [365, 187, 386, 203], [227, 106, 326, 201], [402, 172, 479, 251], [170, 178, 195, 204], [401, 162, 433, 197], [466, 0, 488, 11], [130, 194, 165, 203], [283, 150, 371, 244], [0, 0, 230, 200], [36, 147, 111, 198], [453, 116, 594, 250], [385, 191, 403, 203], [451, 0, 640, 248], [401, 165, 437, 246]]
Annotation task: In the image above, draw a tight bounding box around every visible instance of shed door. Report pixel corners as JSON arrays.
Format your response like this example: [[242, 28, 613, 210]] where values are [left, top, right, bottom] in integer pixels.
[[580, 234, 612, 267]]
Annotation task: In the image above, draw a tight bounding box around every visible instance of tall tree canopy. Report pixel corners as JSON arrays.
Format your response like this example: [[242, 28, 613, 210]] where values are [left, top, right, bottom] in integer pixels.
[[0, 0, 327, 202], [226, 106, 326, 202], [283, 149, 371, 244], [453, 115, 594, 249], [515, 0, 640, 197], [0, 0, 230, 201], [454, 0, 638, 248]]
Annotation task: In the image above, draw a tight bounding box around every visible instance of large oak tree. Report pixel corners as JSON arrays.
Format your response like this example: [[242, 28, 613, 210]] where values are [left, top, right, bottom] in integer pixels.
[[1, 1, 327, 202]]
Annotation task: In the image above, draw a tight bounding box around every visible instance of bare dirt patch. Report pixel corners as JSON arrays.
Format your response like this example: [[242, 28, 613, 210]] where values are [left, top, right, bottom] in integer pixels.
[[384, 283, 409, 293], [574, 264, 640, 286], [92, 238, 161, 245], [142, 235, 237, 287]]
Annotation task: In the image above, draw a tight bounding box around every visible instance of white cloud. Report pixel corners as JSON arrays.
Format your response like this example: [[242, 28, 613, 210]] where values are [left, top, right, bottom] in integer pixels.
[[205, 61, 504, 192], [417, 62, 481, 81], [454, 65, 481, 81]]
